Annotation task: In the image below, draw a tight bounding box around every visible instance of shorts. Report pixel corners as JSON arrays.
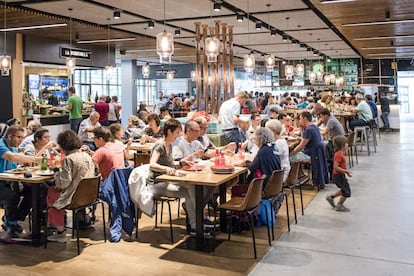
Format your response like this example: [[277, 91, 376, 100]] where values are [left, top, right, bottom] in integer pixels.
[[332, 174, 351, 197]]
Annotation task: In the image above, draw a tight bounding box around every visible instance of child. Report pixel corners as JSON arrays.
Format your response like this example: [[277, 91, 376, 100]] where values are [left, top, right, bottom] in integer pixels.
[[326, 135, 352, 211]]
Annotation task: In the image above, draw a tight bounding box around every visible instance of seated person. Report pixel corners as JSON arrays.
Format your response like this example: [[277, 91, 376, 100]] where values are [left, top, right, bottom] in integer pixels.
[[0, 126, 41, 238], [289, 112, 329, 190], [124, 115, 144, 141], [18, 119, 42, 150], [91, 127, 126, 181], [23, 128, 58, 158], [266, 119, 291, 182], [141, 114, 163, 143], [109, 123, 133, 163], [160, 106, 172, 120], [269, 107, 280, 119], [46, 130, 96, 243], [349, 94, 372, 131], [78, 111, 101, 151], [278, 113, 294, 136], [147, 119, 195, 233], [241, 127, 281, 189], [137, 110, 148, 125]]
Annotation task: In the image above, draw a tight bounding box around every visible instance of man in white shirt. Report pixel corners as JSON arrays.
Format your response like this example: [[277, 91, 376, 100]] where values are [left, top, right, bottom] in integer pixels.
[[78, 111, 101, 151], [153, 91, 166, 115], [350, 94, 373, 131], [218, 91, 249, 144]]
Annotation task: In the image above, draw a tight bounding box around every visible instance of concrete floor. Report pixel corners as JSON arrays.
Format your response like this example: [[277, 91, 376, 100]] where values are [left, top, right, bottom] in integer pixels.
[[250, 121, 414, 275]]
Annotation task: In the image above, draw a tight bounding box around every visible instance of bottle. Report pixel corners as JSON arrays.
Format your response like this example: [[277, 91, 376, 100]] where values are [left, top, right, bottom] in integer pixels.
[[48, 151, 55, 168], [238, 143, 244, 161], [214, 149, 220, 166], [41, 153, 48, 171], [219, 152, 226, 166]]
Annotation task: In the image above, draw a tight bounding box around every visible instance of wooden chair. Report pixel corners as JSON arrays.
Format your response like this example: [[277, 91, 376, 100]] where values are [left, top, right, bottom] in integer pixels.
[[218, 175, 268, 259], [347, 132, 358, 167], [283, 162, 302, 230], [262, 170, 288, 239], [133, 152, 150, 167], [65, 175, 106, 255]]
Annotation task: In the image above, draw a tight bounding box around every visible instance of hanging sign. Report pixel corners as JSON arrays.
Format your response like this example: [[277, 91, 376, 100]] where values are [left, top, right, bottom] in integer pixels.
[[60, 47, 91, 60]]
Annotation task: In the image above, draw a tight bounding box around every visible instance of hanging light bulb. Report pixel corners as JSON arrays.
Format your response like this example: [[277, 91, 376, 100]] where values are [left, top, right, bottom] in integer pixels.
[[105, 65, 114, 79], [156, 0, 174, 64], [296, 64, 304, 78], [191, 70, 196, 81], [142, 62, 150, 78], [329, 73, 336, 84], [285, 65, 294, 80], [324, 75, 331, 85], [309, 71, 316, 83], [66, 8, 76, 73], [166, 70, 174, 80], [265, 54, 275, 72], [336, 76, 344, 87], [0, 0, 11, 77], [244, 52, 255, 73], [205, 36, 220, 63], [316, 70, 324, 81]]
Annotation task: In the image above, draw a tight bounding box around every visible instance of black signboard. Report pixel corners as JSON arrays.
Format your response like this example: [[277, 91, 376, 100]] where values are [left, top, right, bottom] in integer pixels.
[[381, 60, 393, 76], [363, 59, 379, 77], [60, 47, 91, 60]]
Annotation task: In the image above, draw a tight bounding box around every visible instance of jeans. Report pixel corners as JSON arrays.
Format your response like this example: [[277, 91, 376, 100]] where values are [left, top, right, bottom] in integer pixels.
[[349, 118, 368, 131], [381, 112, 390, 129], [70, 118, 83, 134], [222, 129, 242, 145]]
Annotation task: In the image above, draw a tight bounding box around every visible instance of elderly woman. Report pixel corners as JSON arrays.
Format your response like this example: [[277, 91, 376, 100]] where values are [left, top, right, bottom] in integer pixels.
[[266, 119, 291, 182], [141, 113, 163, 143], [46, 130, 96, 243], [147, 118, 195, 232], [242, 127, 281, 189]]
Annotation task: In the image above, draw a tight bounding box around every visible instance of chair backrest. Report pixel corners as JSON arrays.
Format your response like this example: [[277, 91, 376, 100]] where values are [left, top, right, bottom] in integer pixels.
[[284, 162, 300, 187], [263, 170, 284, 198], [66, 174, 101, 210], [242, 175, 265, 211], [134, 152, 150, 167]]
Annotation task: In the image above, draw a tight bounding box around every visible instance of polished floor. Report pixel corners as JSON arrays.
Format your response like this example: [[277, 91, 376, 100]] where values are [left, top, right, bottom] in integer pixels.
[[250, 119, 414, 275]]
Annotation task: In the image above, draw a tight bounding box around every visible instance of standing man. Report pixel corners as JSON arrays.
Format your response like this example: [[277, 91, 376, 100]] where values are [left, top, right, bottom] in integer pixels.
[[153, 91, 166, 115], [0, 126, 40, 237], [380, 93, 391, 132], [67, 86, 83, 133], [218, 91, 249, 144], [94, 95, 110, 126], [349, 94, 373, 131]]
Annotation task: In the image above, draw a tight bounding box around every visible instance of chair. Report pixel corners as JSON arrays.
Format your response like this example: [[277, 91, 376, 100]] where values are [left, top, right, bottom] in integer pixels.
[[283, 162, 302, 230], [218, 175, 268, 259], [353, 126, 373, 155], [346, 132, 358, 167], [153, 195, 176, 243], [133, 152, 150, 167], [262, 169, 287, 239], [65, 175, 106, 255]]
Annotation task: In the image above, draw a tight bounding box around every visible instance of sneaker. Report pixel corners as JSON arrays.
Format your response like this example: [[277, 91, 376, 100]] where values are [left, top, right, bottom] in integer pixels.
[[47, 231, 68, 243], [326, 195, 336, 208], [6, 224, 24, 238], [203, 219, 220, 229], [335, 204, 350, 212]]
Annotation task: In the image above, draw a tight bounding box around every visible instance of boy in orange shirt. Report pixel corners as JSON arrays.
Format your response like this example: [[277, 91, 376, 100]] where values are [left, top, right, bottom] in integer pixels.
[[326, 136, 352, 211]]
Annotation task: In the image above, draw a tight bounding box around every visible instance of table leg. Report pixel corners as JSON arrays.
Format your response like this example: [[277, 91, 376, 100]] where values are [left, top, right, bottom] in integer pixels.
[[195, 185, 204, 249], [31, 184, 41, 245], [219, 183, 227, 233]]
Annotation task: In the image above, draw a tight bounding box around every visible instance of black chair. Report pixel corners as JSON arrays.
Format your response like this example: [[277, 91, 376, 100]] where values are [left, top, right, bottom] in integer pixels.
[[283, 162, 302, 229]]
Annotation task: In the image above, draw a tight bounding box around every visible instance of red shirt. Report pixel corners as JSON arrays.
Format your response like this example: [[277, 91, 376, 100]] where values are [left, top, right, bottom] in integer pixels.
[[333, 151, 346, 175], [92, 142, 125, 180], [94, 101, 109, 122]]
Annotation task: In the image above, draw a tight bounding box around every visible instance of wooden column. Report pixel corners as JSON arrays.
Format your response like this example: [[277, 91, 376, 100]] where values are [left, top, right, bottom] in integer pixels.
[[12, 33, 24, 123], [221, 22, 228, 105], [195, 22, 202, 112], [228, 25, 234, 97]]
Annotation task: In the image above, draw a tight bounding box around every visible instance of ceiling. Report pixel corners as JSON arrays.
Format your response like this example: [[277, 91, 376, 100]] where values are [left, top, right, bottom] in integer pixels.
[[1, 0, 413, 66]]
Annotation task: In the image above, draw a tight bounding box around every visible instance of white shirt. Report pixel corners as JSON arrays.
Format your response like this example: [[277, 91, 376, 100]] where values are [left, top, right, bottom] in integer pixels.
[[78, 118, 101, 142], [172, 137, 203, 160], [219, 98, 240, 129], [274, 138, 291, 181]]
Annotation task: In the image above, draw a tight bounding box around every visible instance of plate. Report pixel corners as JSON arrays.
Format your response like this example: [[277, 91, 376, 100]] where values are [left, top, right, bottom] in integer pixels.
[[182, 165, 205, 171], [210, 165, 235, 174], [38, 170, 55, 176]]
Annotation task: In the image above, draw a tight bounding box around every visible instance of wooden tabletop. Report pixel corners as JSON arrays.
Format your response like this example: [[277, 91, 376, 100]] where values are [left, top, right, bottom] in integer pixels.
[[156, 166, 247, 187], [0, 168, 54, 183], [130, 142, 155, 152]]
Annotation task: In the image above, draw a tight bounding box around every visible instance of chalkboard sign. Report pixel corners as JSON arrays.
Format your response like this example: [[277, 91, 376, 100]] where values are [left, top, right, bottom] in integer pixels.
[[381, 60, 393, 76], [363, 59, 379, 77]]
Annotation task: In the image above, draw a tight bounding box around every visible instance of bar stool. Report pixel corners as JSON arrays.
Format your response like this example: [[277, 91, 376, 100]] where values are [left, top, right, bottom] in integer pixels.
[[353, 126, 370, 156]]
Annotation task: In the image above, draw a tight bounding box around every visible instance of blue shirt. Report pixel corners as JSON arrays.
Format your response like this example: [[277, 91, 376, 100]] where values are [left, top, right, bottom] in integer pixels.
[[0, 137, 18, 173]]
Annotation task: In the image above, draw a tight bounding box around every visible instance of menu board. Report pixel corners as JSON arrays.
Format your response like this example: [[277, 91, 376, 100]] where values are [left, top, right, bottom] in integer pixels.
[[362, 59, 379, 77]]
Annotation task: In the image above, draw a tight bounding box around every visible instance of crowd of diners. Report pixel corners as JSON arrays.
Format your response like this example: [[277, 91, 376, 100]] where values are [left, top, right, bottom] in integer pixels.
[[0, 86, 390, 241]]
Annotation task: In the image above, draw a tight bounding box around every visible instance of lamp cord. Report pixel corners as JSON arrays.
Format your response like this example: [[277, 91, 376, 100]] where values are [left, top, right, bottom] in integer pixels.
[[107, 19, 110, 65], [69, 8, 73, 51], [163, 0, 166, 31], [4, 1, 7, 53]]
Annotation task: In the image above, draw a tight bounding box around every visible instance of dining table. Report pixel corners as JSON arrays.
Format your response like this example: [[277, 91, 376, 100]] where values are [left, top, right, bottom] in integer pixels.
[[0, 167, 54, 245], [156, 163, 247, 251], [129, 142, 155, 153], [333, 111, 354, 132]]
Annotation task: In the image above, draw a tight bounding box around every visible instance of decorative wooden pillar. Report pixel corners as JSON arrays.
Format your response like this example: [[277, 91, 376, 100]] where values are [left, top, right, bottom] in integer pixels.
[[194, 21, 234, 115]]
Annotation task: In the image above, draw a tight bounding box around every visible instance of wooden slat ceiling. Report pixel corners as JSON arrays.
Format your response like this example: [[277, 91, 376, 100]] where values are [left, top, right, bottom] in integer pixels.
[[1, 0, 410, 66]]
